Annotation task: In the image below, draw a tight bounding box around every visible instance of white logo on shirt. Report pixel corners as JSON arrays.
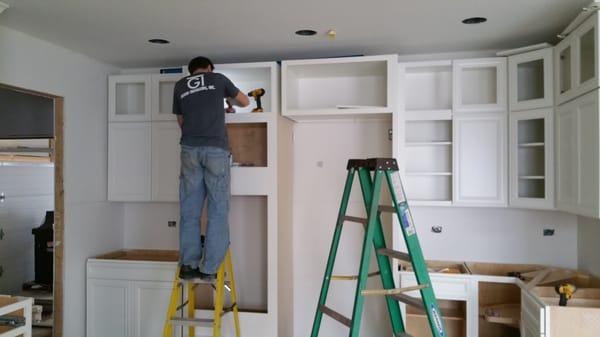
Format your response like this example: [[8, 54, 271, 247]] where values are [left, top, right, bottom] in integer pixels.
[[181, 74, 215, 99]]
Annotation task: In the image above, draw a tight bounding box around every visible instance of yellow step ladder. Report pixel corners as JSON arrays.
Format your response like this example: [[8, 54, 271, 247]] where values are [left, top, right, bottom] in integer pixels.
[[162, 249, 241, 337]]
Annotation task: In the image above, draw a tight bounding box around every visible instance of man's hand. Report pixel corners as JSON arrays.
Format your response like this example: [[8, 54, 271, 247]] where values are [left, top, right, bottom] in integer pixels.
[[228, 91, 250, 108], [177, 115, 184, 128]]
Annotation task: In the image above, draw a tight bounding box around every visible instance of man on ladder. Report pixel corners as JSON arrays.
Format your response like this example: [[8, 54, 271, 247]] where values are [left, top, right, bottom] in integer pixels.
[[172, 56, 249, 280]]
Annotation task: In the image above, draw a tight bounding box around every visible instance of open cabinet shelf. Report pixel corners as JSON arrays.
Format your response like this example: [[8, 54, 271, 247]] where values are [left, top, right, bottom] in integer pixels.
[[401, 61, 453, 119], [282, 55, 396, 119], [217, 62, 279, 115], [406, 299, 466, 337]]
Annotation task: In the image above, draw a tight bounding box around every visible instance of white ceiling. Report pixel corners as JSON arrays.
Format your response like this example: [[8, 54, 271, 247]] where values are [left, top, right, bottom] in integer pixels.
[[0, 0, 589, 68]]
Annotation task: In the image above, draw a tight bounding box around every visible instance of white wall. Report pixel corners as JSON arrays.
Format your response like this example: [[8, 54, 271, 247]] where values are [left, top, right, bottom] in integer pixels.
[[290, 119, 578, 337], [0, 163, 53, 293], [0, 25, 123, 337], [577, 216, 600, 276]]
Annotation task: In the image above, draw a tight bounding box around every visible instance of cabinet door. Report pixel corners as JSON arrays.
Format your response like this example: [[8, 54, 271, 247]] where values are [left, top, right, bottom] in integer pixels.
[[556, 99, 579, 213], [151, 122, 181, 201], [509, 48, 554, 111], [132, 281, 173, 337], [151, 74, 182, 121], [108, 122, 152, 201], [87, 279, 132, 337], [577, 90, 600, 217], [453, 58, 507, 113], [573, 14, 598, 101], [555, 36, 576, 105], [509, 109, 554, 209], [453, 114, 507, 206], [109, 75, 152, 122]]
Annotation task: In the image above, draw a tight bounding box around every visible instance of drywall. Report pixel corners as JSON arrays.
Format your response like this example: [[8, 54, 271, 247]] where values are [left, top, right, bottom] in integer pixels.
[[577, 216, 600, 276], [0, 25, 123, 337], [0, 163, 53, 293]]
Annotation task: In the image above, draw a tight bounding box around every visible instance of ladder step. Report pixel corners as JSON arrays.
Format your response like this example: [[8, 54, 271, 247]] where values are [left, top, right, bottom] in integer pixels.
[[378, 205, 396, 213], [331, 271, 380, 281], [343, 216, 368, 224], [319, 305, 352, 327], [170, 317, 214, 327], [390, 293, 425, 309], [361, 284, 428, 296], [377, 248, 411, 262]]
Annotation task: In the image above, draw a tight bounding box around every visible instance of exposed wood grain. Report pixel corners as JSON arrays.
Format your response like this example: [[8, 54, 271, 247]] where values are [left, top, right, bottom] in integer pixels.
[[53, 97, 64, 337], [94, 249, 179, 262], [227, 123, 267, 167]]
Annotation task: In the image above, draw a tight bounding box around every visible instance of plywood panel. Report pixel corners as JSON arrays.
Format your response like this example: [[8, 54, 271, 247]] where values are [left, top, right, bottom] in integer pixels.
[[227, 123, 267, 167]]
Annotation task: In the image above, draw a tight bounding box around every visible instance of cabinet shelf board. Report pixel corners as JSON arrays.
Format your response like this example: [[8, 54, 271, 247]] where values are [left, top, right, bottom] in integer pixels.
[[225, 113, 273, 124], [518, 142, 544, 147], [406, 172, 452, 176], [519, 176, 545, 180], [406, 141, 452, 146]]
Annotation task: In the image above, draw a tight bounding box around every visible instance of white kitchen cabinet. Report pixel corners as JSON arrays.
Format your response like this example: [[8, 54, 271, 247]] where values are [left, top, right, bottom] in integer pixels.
[[109, 75, 152, 122], [87, 278, 132, 337], [151, 122, 181, 202], [509, 109, 554, 209], [453, 114, 507, 206], [509, 48, 554, 111], [555, 11, 599, 105], [108, 122, 152, 201], [151, 74, 182, 121], [282, 54, 397, 120], [556, 89, 600, 218], [400, 60, 453, 120], [453, 58, 507, 113]]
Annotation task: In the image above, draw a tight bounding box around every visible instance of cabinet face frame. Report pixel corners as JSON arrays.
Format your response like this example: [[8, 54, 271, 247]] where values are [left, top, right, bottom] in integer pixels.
[[151, 74, 182, 121], [509, 109, 554, 209], [572, 13, 599, 102], [109, 74, 152, 122], [453, 113, 507, 206], [509, 48, 554, 111], [453, 58, 507, 113]]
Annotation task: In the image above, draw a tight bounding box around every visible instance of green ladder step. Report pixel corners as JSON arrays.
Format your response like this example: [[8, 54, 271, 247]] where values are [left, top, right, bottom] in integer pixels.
[[310, 158, 447, 337]]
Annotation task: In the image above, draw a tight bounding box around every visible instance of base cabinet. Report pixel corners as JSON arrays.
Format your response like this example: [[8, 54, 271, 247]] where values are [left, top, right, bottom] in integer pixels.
[[87, 279, 131, 337]]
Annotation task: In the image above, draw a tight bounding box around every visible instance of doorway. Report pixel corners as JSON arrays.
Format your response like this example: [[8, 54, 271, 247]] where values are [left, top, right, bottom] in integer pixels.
[[0, 84, 64, 337]]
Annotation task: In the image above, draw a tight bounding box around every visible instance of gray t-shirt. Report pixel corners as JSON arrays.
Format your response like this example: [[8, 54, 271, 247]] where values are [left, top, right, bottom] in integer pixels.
[[173, 72, 240, 149]]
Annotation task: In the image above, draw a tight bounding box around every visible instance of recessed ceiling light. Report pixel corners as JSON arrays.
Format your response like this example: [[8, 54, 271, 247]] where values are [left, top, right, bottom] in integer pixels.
[[295, 29, 317, 36], [462, 17, 487, 24], [148, 38, 170, 44]]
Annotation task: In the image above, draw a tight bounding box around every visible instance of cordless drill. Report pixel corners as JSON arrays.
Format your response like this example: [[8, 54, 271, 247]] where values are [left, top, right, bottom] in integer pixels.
[[555, 283, 577, 306], [247, 88, 266, 113]]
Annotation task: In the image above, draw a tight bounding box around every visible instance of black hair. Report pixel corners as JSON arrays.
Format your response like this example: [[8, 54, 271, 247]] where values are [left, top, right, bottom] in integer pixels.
[[188, 56, 214, 74]]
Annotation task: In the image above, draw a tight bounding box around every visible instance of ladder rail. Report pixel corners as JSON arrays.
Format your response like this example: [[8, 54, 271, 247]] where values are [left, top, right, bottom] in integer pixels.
[[356, 168, 405, 336], [310, 168, 357, 337], [384, 170, 447, 337]]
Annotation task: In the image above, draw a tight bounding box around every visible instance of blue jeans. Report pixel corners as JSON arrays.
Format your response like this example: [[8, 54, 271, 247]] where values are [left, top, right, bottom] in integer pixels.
[[179, 145, 231, 274]]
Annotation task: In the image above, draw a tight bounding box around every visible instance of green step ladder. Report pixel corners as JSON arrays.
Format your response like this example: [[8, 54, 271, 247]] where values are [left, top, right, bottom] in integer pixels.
[[310, 158, 447, 337]]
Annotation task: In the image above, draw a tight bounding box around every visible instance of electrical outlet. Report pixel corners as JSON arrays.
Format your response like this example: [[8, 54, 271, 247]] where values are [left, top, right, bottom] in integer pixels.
[[431, 225, 443, 234], [388, 129, 393, 141], [543, 229, 555, 236], [168, 221, 177, 228]]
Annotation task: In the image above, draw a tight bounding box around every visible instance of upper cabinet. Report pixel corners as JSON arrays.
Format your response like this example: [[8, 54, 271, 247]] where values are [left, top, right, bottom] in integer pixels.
[[109, 75, 152, 122], [400, 60, 453, 120], [217, 62, 279, 117], [453, 58, 507, 113], [508, 48, 554, 111], [282, 55, 397, 120], [555, 11, 599, 105]]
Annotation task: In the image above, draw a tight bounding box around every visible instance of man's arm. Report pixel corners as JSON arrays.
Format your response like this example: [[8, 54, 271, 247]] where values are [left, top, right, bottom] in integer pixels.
[[227, 91, 250, 108], [177, 115, 184, 128]]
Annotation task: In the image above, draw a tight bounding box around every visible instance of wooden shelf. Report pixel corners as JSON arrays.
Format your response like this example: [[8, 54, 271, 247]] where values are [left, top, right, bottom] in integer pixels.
[[482, 303, 520, 329], [406, 172, 452, 176], [406, 141, 452, 146], [518, 142, 544, 147], [519, 176, 545, 180]]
